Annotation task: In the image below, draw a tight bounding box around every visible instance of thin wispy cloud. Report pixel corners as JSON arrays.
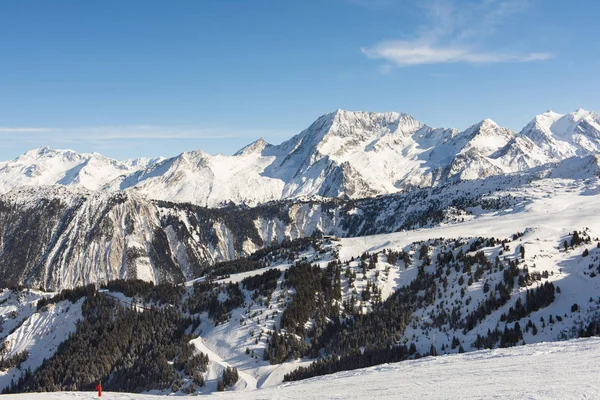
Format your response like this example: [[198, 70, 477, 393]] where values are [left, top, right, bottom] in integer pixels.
[[0, 127, 51, 133], [362, 0, 553, 68], [0, 125, 285, 142], [363, 41, 552, 66]]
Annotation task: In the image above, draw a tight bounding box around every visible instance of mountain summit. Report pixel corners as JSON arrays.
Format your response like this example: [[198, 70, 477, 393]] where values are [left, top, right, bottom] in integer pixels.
[[520, 109, 600, 159]]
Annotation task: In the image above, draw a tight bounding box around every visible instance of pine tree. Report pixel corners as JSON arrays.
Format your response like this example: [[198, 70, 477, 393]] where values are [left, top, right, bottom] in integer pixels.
[[409, 343, 417, 355], [429, 344, 437, 357]]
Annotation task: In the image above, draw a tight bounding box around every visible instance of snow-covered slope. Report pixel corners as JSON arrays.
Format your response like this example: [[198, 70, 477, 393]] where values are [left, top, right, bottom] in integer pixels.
[[70, 173, 599, 395], [117, 148, 285, 207], [1, 338, 599, 399], [175, 175, 600, 389], [0, 299, 83, 390], [0, 290, 84, 391], [0, 109, 597, 207]]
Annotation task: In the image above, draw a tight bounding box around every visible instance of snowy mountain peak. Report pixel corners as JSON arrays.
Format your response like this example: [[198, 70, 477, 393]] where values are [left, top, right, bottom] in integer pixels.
[[550, 109, 598, 135], [519, 108, 600, 159], [542, 109, 562, 117], [186, 148, 210, 158], [330, 109, 422, 135], [21, 146, 83, 162], [479, 118, 499, 128], [124, 156, 164, 169], [31, 145, 52, 155], [481, 118, 498, 127], [532, 110, 563, 130], [573, 107, 591, 117], [461, 118, 509, 140], [234, 138, 270, 156]]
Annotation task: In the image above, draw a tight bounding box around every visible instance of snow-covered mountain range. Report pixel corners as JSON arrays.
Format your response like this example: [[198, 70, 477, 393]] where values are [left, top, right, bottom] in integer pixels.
[[2, 108, 600, 397], [0, 147, 162, 194], [1, 109, 598, 207]]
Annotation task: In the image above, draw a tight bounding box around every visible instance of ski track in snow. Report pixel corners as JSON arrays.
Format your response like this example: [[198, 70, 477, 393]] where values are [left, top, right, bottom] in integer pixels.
[[2, 337, 600, 399], [191, 337, 258, 391]]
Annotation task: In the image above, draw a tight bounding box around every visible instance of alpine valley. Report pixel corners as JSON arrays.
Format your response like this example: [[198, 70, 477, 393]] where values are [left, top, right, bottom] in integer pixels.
[[1, 109, 600, 397]]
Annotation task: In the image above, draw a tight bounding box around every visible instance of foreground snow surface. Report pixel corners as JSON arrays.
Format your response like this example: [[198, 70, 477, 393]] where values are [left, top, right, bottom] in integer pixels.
[[4, 338, 600, 399]]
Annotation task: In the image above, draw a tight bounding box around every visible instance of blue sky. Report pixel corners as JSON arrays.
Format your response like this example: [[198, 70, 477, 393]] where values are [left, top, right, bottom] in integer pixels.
[[0, 0, 598, 160]]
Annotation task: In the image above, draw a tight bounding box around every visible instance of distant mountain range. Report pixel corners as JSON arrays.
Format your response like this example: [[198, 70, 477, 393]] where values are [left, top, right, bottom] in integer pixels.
[[1, 108, 599, 207]]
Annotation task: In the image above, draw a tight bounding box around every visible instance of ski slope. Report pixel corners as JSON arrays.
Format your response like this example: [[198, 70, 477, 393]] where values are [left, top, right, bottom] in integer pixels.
[[191, 337, 257, 391], [339, 178, 600, 261], [2, 337, 599, 399]]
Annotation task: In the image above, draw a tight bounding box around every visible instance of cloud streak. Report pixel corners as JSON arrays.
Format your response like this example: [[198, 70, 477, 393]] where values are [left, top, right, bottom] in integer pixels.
[[362, 41, 553, 66], [0, 124, 286, 141], [0, 127, 51, 133], [362, 0, 553, 67]]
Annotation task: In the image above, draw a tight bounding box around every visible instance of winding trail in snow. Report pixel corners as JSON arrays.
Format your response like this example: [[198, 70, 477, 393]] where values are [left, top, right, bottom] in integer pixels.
[[190, 337, 258, 391]]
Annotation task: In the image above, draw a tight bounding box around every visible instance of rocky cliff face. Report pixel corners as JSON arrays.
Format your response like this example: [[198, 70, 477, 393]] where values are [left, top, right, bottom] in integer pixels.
[[0, 173, 534, 290]]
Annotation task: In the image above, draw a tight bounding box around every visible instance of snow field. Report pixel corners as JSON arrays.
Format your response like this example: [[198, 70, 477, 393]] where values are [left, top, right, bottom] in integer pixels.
[[2, 337, 599, 399]]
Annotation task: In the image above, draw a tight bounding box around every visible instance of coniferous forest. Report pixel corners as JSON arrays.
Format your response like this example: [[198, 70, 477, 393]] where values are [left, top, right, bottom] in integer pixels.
[[3, 287, 206, 394]]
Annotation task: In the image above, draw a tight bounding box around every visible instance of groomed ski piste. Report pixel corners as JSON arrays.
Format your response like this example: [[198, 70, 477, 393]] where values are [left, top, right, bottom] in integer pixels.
[[1, 338, 599, 399], [2, 175, 600, 397]]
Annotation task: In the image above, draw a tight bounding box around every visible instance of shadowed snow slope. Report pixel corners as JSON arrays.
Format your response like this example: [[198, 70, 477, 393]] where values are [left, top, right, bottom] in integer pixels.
[[2, 338, 599, 399]]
